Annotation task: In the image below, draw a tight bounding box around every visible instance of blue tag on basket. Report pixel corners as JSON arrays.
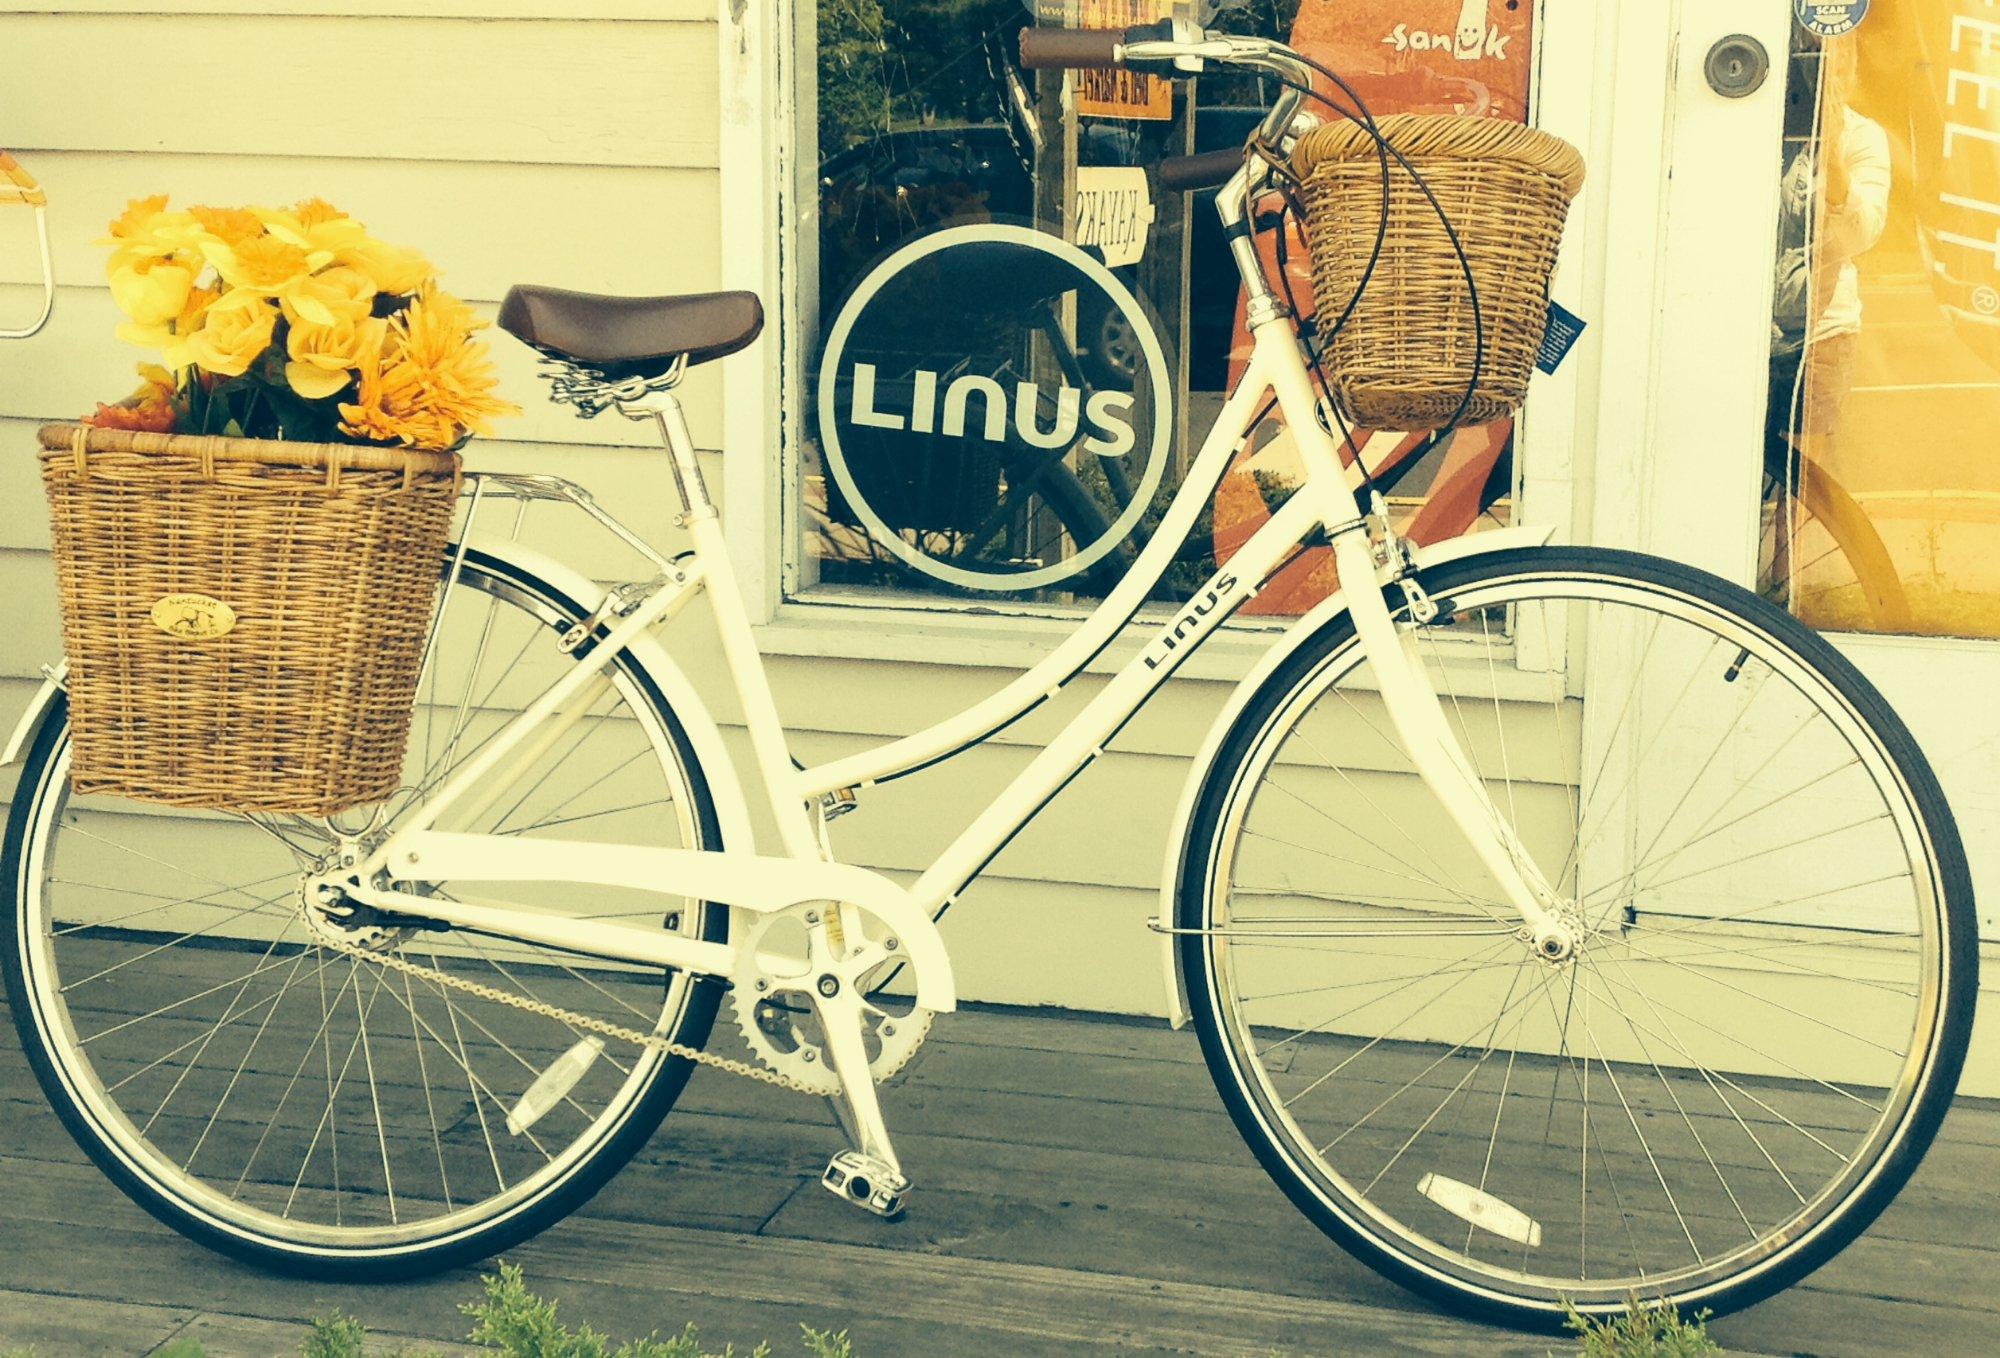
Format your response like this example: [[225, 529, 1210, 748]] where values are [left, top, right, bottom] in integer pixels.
[[1535, 301, 1586, 375]]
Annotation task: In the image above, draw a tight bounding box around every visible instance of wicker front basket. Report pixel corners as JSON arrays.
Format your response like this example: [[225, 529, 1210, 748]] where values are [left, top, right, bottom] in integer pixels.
[[1292, 114, 1585, 432], [36, 424, 461, 816]]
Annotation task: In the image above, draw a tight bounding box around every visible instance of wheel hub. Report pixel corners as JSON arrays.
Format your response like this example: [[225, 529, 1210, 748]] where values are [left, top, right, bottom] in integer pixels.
[[297, 841, 411, 955], [1526, 902, 1587, 965]]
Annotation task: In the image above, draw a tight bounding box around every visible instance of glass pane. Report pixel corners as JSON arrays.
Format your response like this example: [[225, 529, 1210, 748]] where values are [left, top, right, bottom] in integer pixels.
[[803, 0, 1540, 615], [1760, 7, 2000, 638]]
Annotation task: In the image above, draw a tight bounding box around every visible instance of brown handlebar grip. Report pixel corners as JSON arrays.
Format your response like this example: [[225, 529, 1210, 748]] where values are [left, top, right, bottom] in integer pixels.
[[1018, 26, 1125, 70], [1158, 148, 1243, 192], [0, 151, 47, 207]]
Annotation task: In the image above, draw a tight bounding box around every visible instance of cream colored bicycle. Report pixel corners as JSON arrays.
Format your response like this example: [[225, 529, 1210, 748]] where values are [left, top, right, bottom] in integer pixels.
[[2, 22, 1975, 1330]]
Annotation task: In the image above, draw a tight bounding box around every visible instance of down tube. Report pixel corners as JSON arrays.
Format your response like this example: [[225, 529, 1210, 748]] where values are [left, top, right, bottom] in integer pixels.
[[907, 486, 1329, 915]]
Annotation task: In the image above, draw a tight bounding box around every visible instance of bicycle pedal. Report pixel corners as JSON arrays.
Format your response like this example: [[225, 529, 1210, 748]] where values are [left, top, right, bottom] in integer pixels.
[[822, 1150, 909, 1219]]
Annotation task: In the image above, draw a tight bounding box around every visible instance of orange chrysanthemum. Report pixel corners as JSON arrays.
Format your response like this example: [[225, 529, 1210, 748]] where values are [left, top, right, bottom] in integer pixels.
[[337, 289, 518, 450], [84, 363, 179, 432]]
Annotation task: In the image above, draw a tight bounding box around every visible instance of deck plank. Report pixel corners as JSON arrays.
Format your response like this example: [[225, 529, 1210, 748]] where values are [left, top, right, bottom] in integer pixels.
[[0, 999, 1988, 1356]]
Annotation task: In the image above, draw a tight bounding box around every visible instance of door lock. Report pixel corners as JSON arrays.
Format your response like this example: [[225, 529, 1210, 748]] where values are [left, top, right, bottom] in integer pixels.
[[1705, 34, 1770, 99]]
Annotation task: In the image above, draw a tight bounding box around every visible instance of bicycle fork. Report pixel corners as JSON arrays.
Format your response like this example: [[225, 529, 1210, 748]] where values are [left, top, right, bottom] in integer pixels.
[[1329, 522, 1572, 955]]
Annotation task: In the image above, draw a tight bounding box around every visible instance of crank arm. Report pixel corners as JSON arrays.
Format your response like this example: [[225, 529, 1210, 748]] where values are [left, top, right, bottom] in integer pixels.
[[813, 982, 904, 1176]]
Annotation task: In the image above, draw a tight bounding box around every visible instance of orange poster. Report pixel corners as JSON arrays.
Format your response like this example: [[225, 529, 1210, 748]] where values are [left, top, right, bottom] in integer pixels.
[[1214, 0, 1534, 615], [1073, 0, 1173, 121]]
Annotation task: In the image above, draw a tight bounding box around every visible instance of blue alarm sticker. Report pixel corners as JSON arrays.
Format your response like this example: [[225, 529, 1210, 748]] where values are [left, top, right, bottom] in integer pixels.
[[1795, 0, 1869, 38]]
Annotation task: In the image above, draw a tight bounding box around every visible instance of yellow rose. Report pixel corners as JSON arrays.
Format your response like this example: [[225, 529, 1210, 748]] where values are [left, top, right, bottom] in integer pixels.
[[282, 264, 377, 328], [108, 255, 195, 327], [284, 314, 375, 400], [335, 235, 432, 296], [180, 289, 278, 377]]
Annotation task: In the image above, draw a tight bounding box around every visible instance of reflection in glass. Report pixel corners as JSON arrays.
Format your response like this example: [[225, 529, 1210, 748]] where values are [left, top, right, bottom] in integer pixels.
[[1761, 6, 2000, 639]]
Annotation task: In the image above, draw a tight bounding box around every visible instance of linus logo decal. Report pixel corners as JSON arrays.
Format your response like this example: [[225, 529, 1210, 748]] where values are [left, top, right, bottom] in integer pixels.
[[847, 364, 1137, 459], [814, 222, 1172, 593], [1145, 574, 1238, 670]]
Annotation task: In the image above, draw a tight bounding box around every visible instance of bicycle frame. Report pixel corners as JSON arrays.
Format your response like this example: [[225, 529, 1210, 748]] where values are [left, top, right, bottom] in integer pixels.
[[342, 309, 1566, 979]]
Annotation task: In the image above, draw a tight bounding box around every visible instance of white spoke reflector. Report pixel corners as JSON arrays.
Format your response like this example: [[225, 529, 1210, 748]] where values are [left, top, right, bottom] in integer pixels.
[[1417, 1172, 1543, 1248], [505, 1036, 605, 1137]]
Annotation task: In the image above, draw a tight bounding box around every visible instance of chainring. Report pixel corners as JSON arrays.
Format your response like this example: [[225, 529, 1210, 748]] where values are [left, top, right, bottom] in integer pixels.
[[726, 902, 934, 1095]]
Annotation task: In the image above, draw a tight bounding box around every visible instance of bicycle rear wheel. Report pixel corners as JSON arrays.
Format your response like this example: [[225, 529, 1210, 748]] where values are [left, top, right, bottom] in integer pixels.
[[2, 548, 726, 1277], [1178, 546, 1974, 1326]]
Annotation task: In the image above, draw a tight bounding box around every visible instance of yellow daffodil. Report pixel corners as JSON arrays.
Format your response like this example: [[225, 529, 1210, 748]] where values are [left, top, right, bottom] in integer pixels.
[[335, 235, 432, 296], [132, 363, 177, 405], [180, 289, 278, 377], [102, 198, 210, 276], [212, 234, 312, 295], [104, 195, 170, 242], [281, 263, 377, 329], [285, 314, 376, 401], [188, 205, 263, 249], [255, 197, 367, 268]]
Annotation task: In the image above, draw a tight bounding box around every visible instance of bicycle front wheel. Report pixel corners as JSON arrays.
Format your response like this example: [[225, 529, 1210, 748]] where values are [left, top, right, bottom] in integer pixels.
[[2, 548, 727, 1277], [1179, 546, 1974, 1326]]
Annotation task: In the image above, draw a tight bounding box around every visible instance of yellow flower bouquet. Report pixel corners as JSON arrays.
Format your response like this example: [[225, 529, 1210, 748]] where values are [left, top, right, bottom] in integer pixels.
[[87, 194, 517, 450]]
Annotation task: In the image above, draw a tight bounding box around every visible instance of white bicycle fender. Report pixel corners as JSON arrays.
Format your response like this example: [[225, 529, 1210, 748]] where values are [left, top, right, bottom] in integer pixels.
[[1156, 524, 1557, 1028], [2, 662, 66, 769]]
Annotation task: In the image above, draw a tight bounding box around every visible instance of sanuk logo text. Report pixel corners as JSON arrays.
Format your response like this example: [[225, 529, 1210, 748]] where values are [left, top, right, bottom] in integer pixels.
[[1383, 0, 1512, 63], [847, 363, 1137, 459]]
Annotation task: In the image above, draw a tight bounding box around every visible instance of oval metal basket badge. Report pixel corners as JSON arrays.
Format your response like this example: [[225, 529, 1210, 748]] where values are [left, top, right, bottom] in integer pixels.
[[150, 593, 237, 640]]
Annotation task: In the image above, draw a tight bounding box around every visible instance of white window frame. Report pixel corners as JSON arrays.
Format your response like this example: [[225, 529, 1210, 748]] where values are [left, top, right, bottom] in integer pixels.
[[717, 0, 1605, 672]]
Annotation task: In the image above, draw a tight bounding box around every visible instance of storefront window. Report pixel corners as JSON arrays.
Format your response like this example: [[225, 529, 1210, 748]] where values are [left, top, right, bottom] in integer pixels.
[[801, 1, 1540, 614], [1760, 3, 2000, 638]]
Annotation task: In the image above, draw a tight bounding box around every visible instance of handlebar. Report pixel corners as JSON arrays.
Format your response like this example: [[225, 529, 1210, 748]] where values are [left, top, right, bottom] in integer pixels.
[[1017, 25, 1127, 70], [1158, 148, 1244, 193], [1017, 22, 1317, 172]]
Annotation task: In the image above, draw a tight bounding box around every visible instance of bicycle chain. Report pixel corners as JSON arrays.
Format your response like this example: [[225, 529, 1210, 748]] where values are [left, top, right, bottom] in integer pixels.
[[315, 932, 825, 1095]]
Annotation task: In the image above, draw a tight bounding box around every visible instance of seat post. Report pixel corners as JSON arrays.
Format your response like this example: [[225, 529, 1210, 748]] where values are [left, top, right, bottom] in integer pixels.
[[624, 391, 713, 520]]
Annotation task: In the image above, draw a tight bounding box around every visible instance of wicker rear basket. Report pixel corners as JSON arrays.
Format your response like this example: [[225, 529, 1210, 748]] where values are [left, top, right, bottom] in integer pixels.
[[36, 423, 461, 815], [1291, 113, 1585, 431]]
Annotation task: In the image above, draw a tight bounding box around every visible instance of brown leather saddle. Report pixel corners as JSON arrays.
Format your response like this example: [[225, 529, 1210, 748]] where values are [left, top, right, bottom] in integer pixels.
[[497, 285, 764, 381]]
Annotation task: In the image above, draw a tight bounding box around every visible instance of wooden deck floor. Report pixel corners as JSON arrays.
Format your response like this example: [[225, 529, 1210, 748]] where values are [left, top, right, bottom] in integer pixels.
[[0, 999, 1993, 1358]]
